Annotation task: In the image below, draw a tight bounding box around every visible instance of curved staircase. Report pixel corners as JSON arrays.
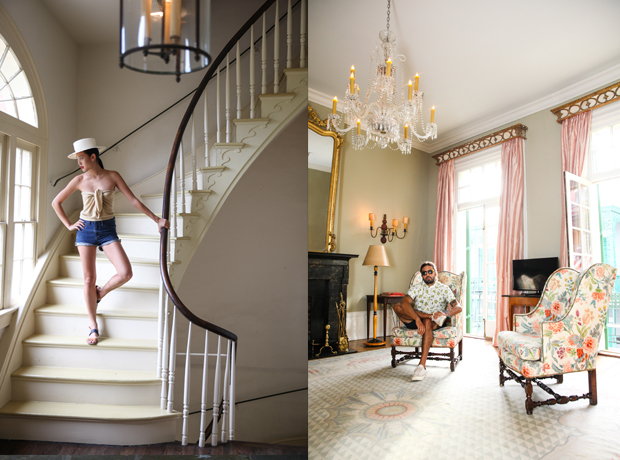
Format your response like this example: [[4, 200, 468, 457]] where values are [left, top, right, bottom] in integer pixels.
[[0, 0, 306, 446]]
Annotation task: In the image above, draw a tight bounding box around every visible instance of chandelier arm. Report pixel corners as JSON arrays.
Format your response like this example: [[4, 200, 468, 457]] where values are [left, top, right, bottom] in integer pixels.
[[370, 227, 381, 238]]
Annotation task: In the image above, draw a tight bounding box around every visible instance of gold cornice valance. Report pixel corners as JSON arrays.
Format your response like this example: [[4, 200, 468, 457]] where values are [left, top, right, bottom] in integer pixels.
[[432, 123, 528, 165], [550, 81, 620, 123]]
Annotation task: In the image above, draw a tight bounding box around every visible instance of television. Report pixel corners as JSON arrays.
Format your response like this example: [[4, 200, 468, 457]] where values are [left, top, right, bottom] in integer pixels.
[[512, 257, 559, 295]]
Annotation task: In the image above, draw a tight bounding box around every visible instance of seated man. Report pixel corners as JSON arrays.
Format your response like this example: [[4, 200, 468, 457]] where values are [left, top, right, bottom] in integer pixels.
[[393, 261, 462, 381]]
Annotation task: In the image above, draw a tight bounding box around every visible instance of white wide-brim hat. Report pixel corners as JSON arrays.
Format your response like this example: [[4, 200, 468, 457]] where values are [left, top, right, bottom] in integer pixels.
[[67, 138, 106, 159]]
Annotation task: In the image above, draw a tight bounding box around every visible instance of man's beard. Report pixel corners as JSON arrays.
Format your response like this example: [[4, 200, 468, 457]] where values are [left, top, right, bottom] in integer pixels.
[[423, 276, 435, 285]]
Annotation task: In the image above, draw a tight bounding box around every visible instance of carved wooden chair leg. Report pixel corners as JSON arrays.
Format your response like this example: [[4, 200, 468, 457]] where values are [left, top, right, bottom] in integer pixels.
[[555, 374, 563, 384], [458, 339, 463, 360], [499, 358, 506, 387], [449, 348, 455, 372], [391, 346, 397, 368], [525, 379, 534, 415], [589, 369, 597, 405]]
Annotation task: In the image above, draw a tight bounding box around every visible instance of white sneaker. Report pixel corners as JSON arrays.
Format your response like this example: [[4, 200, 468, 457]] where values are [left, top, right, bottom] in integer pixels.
[[411, 365, 427, 381], [434, 314, 447, 327]]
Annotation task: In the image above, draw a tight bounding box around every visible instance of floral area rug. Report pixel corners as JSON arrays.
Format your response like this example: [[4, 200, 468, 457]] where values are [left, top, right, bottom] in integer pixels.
[[308, 337, 620, 460]]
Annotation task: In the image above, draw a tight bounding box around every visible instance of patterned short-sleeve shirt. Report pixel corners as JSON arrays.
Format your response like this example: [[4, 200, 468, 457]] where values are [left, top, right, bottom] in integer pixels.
[[406, 280, 456, 315]]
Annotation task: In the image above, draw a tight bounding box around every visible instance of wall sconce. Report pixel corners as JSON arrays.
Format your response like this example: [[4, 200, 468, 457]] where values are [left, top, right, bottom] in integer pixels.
[[119, 0, 211, 82], [369, 213, 408, 244]]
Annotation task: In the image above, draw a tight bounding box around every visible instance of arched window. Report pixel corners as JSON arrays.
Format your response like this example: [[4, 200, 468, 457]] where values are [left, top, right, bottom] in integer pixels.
[[0, 9, 47, 309], [0, 35, 37, 127]]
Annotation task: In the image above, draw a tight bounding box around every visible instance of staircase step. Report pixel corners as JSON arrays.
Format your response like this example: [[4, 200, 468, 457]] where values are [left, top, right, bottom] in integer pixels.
[[141, 189, 212, 215], [11, 366, 160, 405], [282, 67, 307, 94], [115, 213, 198, 238], [0, 401, 179, 445], [233, 118, 270, 142], [34, 304, 158, 340], [22, 334, 157, 371], [47, 277, 159, 310], [60, 253, 178, 285], [117, 233, 189, 262], [258, 92, 296, 118]]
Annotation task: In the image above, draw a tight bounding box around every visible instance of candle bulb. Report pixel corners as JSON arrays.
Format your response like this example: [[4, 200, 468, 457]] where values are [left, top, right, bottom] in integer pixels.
[[408, 80, 413, 100], [332, 97, 338, 114], [350, 71, 355, 93], [392, 219, 398, 228], [357, 119, 361, 135], [431, 106, 435, 124], [403, 217, 409, 230], [404, 124, 408, 140], [414, 73, 419, 91], [386, 59, 392, 77], [369, 213, 375, 228], [351, 65, 355, 78]]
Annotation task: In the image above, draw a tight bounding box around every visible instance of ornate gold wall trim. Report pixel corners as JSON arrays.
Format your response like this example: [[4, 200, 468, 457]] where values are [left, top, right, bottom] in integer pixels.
[[550, 81, 620, 123], [432, 123, 528, 165], [308, 105, 328, 129]]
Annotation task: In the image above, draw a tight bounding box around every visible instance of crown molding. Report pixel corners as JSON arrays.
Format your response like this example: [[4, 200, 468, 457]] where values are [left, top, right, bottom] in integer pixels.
[[428, 63, 620, 154]]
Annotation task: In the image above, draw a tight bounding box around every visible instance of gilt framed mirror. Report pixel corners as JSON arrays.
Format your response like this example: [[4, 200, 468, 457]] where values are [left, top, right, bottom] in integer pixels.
[[308, 106, 344, 253]]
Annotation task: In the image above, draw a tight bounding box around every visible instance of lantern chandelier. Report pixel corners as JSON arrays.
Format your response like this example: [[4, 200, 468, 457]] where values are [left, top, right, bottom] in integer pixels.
[[327, 0, 437, 154]]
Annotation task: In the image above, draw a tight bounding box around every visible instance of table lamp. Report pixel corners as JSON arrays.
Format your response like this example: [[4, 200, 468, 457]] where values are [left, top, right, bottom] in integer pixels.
[[363, 245, 390, 346]]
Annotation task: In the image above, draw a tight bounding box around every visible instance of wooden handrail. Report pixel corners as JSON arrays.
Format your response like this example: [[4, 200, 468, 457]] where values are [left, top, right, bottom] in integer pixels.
[[159, 0, 279, 343]]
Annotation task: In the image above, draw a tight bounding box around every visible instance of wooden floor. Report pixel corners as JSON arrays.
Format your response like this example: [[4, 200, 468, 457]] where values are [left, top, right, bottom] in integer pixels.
[[0, 439, 308, 456]]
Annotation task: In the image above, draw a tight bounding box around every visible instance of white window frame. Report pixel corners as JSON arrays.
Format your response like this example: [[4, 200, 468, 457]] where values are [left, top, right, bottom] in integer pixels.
[[0, 9, 47, 309]]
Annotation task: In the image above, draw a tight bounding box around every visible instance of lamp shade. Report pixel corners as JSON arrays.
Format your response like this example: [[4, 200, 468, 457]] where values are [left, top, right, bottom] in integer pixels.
[[362, 245, 390, 267]]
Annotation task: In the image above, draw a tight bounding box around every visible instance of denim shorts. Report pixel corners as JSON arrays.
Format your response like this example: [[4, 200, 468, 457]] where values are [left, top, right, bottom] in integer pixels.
[[75, 217, 121, 250]]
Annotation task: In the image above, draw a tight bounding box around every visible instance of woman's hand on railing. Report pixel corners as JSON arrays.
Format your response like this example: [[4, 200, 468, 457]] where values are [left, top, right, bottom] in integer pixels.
[[158, 217, 171, 232]]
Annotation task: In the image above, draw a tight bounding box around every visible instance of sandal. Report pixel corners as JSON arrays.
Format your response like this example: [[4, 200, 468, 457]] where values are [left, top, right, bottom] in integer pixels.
[[87, 327, 99, 345]]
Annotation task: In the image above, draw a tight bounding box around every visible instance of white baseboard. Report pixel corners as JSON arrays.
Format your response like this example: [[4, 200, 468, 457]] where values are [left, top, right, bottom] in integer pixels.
[[346, 309, 397, 341]]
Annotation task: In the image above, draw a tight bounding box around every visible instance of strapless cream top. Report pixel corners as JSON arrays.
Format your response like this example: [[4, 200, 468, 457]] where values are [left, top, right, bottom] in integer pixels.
[[80, 189, 115, 221]]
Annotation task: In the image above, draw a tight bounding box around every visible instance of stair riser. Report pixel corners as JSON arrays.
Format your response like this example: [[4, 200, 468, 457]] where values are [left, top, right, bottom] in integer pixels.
[[142, 193, 206, 215], [233, 120, 269, 142], [34, 313, 158, 340], [116, 215, 192, 238], [47, 285, 159, 310], [0, 416, 178, 445], [120, 237, 178, 261], [23, 345, 157, 371], [60, 257, 165, 286], [12, 379, 161, 405], [260, 94, 295, 118], [284, 69, 308, 94]]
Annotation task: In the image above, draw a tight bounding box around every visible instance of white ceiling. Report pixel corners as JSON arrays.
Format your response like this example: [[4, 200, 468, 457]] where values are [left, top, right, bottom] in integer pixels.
[[309, 0, 620, 154]]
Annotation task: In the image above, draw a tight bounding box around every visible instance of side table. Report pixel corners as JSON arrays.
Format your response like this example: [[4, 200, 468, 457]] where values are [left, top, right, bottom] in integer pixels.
[[366, 294, 404, 342], [502, 294, 541, 331]]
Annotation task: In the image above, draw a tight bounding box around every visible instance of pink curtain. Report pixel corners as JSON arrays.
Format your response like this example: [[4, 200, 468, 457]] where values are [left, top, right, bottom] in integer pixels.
[[559, 111, 592, 268], [494, 138, 524, 346], [434, 160, 455, 272]]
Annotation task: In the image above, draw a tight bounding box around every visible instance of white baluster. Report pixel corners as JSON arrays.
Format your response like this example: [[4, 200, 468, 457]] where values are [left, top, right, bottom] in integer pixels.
[[274, 0, 280, 93], [286, 0, 292, 69], [160, 295, 170, 410], [204, 91, 210, 167], [261, 13, 267, 95], [250, 25, 256, 118], [191, 113, 197, 191], [211, 335, 222, 446], [180, 139, 186, 214], [157, 280, 165, 378], [300, 0, 306, 67], [171, 167, 177, 239], [198, 330, 210, 448], [226, 54, 231, 143], [216, 64, 221, 143], [220, 340, 231, 443], [229, 341, 236, 440], [236, 42, 241, 120], [167, 307, 177, 412], [181, 322, 192, 446]]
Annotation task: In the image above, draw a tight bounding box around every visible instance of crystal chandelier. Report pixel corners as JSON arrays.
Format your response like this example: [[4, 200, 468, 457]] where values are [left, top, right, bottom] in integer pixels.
[[327, 0, 437, 154]]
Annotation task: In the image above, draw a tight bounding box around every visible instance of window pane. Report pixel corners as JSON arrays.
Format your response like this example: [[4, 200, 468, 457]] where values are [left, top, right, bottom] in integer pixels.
[[15, 148, 22, 184], [19, 186, 31, 221], [16, 98, 36, 126], [24, 223, 34, 259], [0, 99, 16, 117], [21, 149, 32, 186], [0, 83, 12, 101], [571, 204, 580, 228], [459, 185, 470, 203], [9, 71, 30, 98], [459, 170, 470, 187], [13, 223, 23, 258], [570, 180, 579, 204], [13, 185, 21, 221], [1, 49, 20, 81], [573, 229, 582, 253], [580, 184, 589, 205]]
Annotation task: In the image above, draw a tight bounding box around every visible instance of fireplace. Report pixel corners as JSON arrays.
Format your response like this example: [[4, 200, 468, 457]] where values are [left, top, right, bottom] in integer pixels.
[[308, 252, 358, 358]]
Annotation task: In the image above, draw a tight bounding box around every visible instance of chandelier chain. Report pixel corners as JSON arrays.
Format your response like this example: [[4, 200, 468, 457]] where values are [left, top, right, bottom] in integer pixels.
[[386, 0, 391, 35]]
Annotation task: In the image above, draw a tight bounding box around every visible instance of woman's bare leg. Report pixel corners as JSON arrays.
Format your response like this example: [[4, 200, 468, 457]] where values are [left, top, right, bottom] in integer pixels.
[[99, 242, 133, 299], [77, 245, 99, 343]]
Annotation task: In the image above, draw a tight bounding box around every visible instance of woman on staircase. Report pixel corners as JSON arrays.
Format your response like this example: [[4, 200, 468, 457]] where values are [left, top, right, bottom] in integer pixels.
[[52, 138, 170, 345]]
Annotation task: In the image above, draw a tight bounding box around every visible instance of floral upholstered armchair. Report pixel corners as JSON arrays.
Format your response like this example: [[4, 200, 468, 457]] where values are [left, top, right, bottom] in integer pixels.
[[391, 270, 466, 371], [498, 264, 617, 414]]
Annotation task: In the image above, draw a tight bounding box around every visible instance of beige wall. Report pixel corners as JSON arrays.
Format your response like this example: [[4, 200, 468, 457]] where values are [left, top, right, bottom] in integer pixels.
[[312, 104, 437, 322]]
